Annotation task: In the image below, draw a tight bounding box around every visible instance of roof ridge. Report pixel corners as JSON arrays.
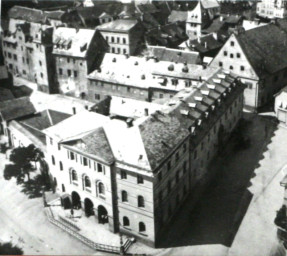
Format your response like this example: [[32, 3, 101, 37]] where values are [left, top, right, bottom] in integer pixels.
[[46, 109, 54, 126]]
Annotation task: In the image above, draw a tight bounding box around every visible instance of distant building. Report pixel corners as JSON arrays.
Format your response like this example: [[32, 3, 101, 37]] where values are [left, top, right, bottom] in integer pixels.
[[210, 21, 287, 111], [52, 27, 108, 98], [44, 69, 245, 247], [185, 0, 220, 40], [147, 46, 202, 65], [242, 19, 268, 31], [97, 19, 144, 55], [274, 87, 287, 126], [87, 53, 219, 103], [2, 6, 57, 94], [257, 0, 287, 19]]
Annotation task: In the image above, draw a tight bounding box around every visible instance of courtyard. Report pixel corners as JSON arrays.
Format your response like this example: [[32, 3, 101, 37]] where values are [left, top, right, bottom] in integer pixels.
[[1, 111, 287, 255]]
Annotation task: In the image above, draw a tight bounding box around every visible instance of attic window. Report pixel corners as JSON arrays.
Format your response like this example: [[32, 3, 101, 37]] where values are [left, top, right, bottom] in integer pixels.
[[180, 109, 189, 116], [141, 74, 146, 80], [182, 66, 189, 73], [80, 42, 87, 52], [112, 57, 116, 62], [135, 61, 138, 65]]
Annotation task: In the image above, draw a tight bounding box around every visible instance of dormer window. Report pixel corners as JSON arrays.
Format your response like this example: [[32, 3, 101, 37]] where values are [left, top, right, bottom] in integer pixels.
[[80, 42, 87, 52]]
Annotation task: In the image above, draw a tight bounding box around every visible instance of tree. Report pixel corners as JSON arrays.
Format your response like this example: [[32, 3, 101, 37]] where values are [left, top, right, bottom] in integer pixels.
[[9, 146, 35, 181], [3, 164, 24, 184], [0, 242, 23, 255]]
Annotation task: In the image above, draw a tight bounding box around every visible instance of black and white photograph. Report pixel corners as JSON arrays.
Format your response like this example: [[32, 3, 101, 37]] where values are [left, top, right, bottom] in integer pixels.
[[0, 0, 287, 255]]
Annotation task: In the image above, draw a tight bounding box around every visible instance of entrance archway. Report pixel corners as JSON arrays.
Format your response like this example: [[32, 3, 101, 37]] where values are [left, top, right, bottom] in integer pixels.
[[71, 191, 81, 209], [98, 205, 108, 224], [84, 198, 94, 217]]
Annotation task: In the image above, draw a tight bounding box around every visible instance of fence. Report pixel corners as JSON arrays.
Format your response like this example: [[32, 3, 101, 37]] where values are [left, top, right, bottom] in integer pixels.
[[45, 207, 133, 254]]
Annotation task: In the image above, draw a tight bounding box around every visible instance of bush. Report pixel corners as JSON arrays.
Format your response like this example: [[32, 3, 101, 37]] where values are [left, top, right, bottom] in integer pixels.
[[0, 242, 23, 255]]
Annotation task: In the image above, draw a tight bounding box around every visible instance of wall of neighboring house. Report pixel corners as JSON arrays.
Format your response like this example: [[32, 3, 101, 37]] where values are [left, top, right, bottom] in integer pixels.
[[101, 31, 130, 55], [45, 135, 117, 233]]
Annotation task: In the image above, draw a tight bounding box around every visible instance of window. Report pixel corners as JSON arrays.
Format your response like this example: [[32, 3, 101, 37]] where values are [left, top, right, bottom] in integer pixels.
[[84, 176, 91, 187], [59, 68, 62, 75], [83, 157, 88, 166], [123, 216, 129, 226], [39, 60, 42, 66], [111, 37, 114, 43], [26, 58, 29, 64], [95, 94, 100, 100], [72, 170, 78, 181], [231, 41, 234, 46], [246, 82, 252, 89], [8, 52, 11, 59], [139, 222, 146, 232], [68, 69, 71, 76], [97, 163, 103, 172], [50, 138, 53, 145], [123, 49, 127, 54], [112, 47, 115, 53], [224, 51, 227, 56], [70, 151, 75, 160], [230, 65, 233, 70], [159, 93, 163, 98], [22, 70, 27, 75], [62, 184, 65, 192], [230, 53, 234, 58], [60, 161, 63, 171], [122, 190, 128, 202], [13, 54, 17, 60], [74, 71, 78, 78], [219, 61, 223, 67], [105, 36, 108, 41], [123, 38, 126, 44], [237, 53, 241, 58], [138, 196, 145, 207], [121, 170, 127, 179], [67, 58, 70, 63], [98, 182, 105, 194], [52, 156, 55, 165], [40, 73, 43, 78], [117, 37, 120, 43], [240, 66, 245, 71], [137, 175, 144, 184], [58, 144, 61, 150]]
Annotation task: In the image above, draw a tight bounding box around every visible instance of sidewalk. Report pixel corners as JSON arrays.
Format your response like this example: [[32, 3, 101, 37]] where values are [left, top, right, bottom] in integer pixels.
[[228, 125, 287, 256]]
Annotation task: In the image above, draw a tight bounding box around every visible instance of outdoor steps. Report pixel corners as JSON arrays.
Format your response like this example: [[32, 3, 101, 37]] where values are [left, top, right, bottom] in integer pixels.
[[45, 207, 134, 254]]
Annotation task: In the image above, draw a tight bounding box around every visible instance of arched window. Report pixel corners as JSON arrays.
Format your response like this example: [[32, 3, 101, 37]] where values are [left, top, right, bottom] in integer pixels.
[[72, 170, 78, 181], [98, 182, 105, 194], [52, 155, 55, 165], [122, 191, 128, 202], [59, 161, 63, 171], [85, 176, 91, 188], [123, 216, 129, 226], [230, 65, 233, 70], [139, 222, 146, 232], [138, 196, 145, 208]]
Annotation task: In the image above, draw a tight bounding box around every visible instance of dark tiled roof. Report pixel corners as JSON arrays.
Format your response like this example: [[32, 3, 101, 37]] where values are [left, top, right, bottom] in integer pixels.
[[202, 16, 225, 34], [8, 6, 47, 24], [190, 34, 223, 53], [168, 10, 188, 23], [0, 96, 36, 121], [64, 127, 115, 164], [139, 112, 189, 170], [0, 88, 15, 102], [19, 109, 71, 131], [236, 22, 287, 75], [149, 46, 200, 65], [136, 3, 159, 14]]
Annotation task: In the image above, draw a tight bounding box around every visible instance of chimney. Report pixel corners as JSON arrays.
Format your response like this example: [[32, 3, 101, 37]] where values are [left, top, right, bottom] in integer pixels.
[[144, 108, 149, 116], [220, 16, 224, 22], [126, 118, 134, 128], [197, 37, 201, 44], [204, 41, 207, 48], [213, 32, 218, 40]]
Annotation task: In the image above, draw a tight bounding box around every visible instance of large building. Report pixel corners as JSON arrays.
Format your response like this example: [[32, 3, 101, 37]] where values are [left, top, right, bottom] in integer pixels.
[[257, 0, 287, 19], [87, 53, 219, 103], [97, 19, 144, 56], [52, 27, 108, 99], [210, 21, 287, 111], [2, 6, 57, 93], [43, 69, 245, 247]]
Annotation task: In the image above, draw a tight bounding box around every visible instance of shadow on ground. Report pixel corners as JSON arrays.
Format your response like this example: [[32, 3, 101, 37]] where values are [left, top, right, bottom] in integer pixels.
[[20, 174, 50, 199], [158, 112, 278, 249]]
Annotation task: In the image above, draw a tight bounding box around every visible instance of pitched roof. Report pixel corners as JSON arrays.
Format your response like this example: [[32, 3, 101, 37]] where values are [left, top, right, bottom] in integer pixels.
[[19, 109, 71, 131], [63, 127, 115, 164], [190, 33, 223, 53], [201, 0, 219, 9], [168, 10, 188, 23], [52, 27, 98, 58], [236, 22, 287, 75], [0, 88, 15, 102], [97, 19, 138, 32], [45, 10, 65, 20], [148, 46, 201, 65], [0, 97, 36, 121], [8, 6, 47, 24]]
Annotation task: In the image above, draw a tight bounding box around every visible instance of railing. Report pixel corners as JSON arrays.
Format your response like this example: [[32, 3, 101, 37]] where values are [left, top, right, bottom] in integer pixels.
[[44, 207, 133, 254], [58, 215, 81, 232]]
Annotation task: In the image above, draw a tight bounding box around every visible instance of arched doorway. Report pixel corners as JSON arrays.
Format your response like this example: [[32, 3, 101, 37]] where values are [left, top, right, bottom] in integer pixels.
[[84, 198, 94, 217], [98, 205, 108, 224], [71, 191, 81, 209]]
